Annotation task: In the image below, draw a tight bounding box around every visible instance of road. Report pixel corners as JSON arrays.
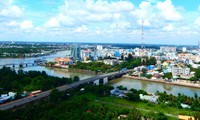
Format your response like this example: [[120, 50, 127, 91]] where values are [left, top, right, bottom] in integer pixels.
[[0, 69, 133, 111]]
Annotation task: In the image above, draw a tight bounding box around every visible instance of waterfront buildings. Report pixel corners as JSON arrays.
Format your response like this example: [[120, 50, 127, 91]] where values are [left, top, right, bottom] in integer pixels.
[[168, 67, 190, 75]]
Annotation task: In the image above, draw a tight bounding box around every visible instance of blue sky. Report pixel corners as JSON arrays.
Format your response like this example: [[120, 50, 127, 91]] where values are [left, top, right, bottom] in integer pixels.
[[0, 0, 200, 45]]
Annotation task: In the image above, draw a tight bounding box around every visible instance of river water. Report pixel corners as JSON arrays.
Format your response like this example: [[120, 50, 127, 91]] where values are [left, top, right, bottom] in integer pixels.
[[108, 78, 200, 97], [0, 51, 200, 97]]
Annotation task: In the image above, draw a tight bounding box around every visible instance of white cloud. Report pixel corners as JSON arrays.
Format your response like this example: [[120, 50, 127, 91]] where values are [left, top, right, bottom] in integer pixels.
[[0, 1, 23, 18], [45, 0, 134, 28], [195, 17, 200, 26], [20, 20, 33, 30], [85, 0, 134, 13], [137, 20, 151, 26], [163, 24, 174, 31], [156, 0, 182, 21], [74, 25, 88, 33], [111, 21, 131, 29], [198, 5, 200, 11], [44, 18, 60, 28], [6, 21, 18, 27], [86, 13, 112, 22], [0, 0, 199, 45]]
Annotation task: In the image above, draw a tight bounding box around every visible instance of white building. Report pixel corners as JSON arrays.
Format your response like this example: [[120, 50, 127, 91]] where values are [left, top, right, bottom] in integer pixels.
[[97, 45, 103, 50], [171, 67, 190, 75], [139, 94, 159, 103], [160, 46, 176, 53], [182, 47, 187, 52], [103, 59, 118, 66]]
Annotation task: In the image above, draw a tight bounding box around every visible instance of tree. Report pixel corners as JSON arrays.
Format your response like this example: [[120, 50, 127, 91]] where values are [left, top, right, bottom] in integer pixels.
[[128, 108, 142, 120], [194, 112, 200, 120], [142, 68, 147, 76], [195, 68, 200, 80], [146, 74, 152, 79], [146, 57, 157, 66], [163, 72, 172, 79], [73, 76, 80, 81], [49, 89, 61, 102], [126, 53, 133, 61], [117, 85, 127, 90]]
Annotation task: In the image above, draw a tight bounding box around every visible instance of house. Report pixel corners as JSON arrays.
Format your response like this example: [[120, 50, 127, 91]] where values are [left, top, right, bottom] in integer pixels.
[[139, 94, 159, 103], [8, 92, 16, 100], [110, 89, 127, 98], [181, 103, 191, 109], [55, 57, 73, 65], [103, 59, 118, 66], [54, 57, 73, 68]]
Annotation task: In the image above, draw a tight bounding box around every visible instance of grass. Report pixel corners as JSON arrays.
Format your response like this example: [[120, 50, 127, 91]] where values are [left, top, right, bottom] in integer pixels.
[[98, 96, 196, 117]]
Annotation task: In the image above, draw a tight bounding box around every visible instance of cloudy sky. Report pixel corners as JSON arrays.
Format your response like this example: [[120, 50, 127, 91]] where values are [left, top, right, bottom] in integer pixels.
[[0, 0, 200, 45]]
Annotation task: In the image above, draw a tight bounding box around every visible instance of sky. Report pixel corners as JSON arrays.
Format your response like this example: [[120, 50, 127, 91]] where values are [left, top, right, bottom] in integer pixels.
[[0, 0, 200, 45]]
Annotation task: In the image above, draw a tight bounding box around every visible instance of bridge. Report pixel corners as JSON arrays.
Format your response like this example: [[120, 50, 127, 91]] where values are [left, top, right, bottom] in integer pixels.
[[0, 62, 36, 68], [0, 69, 133, 111]]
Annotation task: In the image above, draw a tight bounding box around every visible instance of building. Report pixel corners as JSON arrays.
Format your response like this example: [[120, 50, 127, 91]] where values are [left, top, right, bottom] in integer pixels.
[[70, 44, 81, 60], [170, 67, 190, 75], [182, 47, 187, 52], [97, 45, 103, 50], [160, 46, 176, 53], [103, 59, 118, 66], [198, 41, 200, 49], [139, 94, 159, 103], [55, 57, 73, 65]]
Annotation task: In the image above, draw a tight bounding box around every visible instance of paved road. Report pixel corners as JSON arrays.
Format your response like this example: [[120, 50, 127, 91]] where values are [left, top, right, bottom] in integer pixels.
[[0, 69, 133, 111]]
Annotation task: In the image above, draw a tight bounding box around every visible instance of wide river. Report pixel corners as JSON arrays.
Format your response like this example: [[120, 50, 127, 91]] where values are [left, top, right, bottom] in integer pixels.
[[0, 51, 199, 97]]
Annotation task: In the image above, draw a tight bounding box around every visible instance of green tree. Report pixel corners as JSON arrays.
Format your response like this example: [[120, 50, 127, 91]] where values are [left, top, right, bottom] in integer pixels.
[[194, 112, 200, 120], [142, 68, 147, 76], [49, 89, 61, 102], [146, 74, 152, 79], [128, 108, 142, 120], [163, 72, 172, 79], [73, 76, 80, 81]]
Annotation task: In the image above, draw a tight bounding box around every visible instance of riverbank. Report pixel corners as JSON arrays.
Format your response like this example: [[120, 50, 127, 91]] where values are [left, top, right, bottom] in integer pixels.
[[123, 75, 200, 89]]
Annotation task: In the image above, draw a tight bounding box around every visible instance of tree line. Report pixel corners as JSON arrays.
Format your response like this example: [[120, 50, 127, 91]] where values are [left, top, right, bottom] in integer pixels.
[[0, 67, 79, 96]]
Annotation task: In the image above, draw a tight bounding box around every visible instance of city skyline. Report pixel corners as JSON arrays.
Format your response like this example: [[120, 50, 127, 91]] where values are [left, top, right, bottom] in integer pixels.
[[0, 0, 200, 45]]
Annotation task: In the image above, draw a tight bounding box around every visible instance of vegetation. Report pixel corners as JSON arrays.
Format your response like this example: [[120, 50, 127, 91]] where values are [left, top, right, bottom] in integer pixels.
[[0, 85, 175, 120], [0, 43, 65, 58], [70, 57, 147, 73], [163, 72, 172, 79], [190, 68, 200, 81], [157, 91, 200, 111], [0, 67, 74, 95]]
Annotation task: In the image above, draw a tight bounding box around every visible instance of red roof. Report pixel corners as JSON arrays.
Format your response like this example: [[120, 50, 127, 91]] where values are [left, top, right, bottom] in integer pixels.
[[55, 57, 73, 62]]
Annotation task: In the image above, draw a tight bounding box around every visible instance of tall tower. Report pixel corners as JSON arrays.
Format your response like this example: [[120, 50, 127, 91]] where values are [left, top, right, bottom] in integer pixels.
[[70, 44, 81, 61], [141, 20, 145, 49]]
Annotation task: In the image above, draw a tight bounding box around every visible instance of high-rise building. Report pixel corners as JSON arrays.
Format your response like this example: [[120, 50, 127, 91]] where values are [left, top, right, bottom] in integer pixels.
[[70, 44, 81, 60], [198, 41, 200, 49]]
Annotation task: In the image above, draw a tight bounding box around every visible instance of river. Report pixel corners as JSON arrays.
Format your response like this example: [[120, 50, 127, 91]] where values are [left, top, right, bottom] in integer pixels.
[[0, 51, 200, 97], [108, 77, 200, 97], [0, 51, 95, 80]]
